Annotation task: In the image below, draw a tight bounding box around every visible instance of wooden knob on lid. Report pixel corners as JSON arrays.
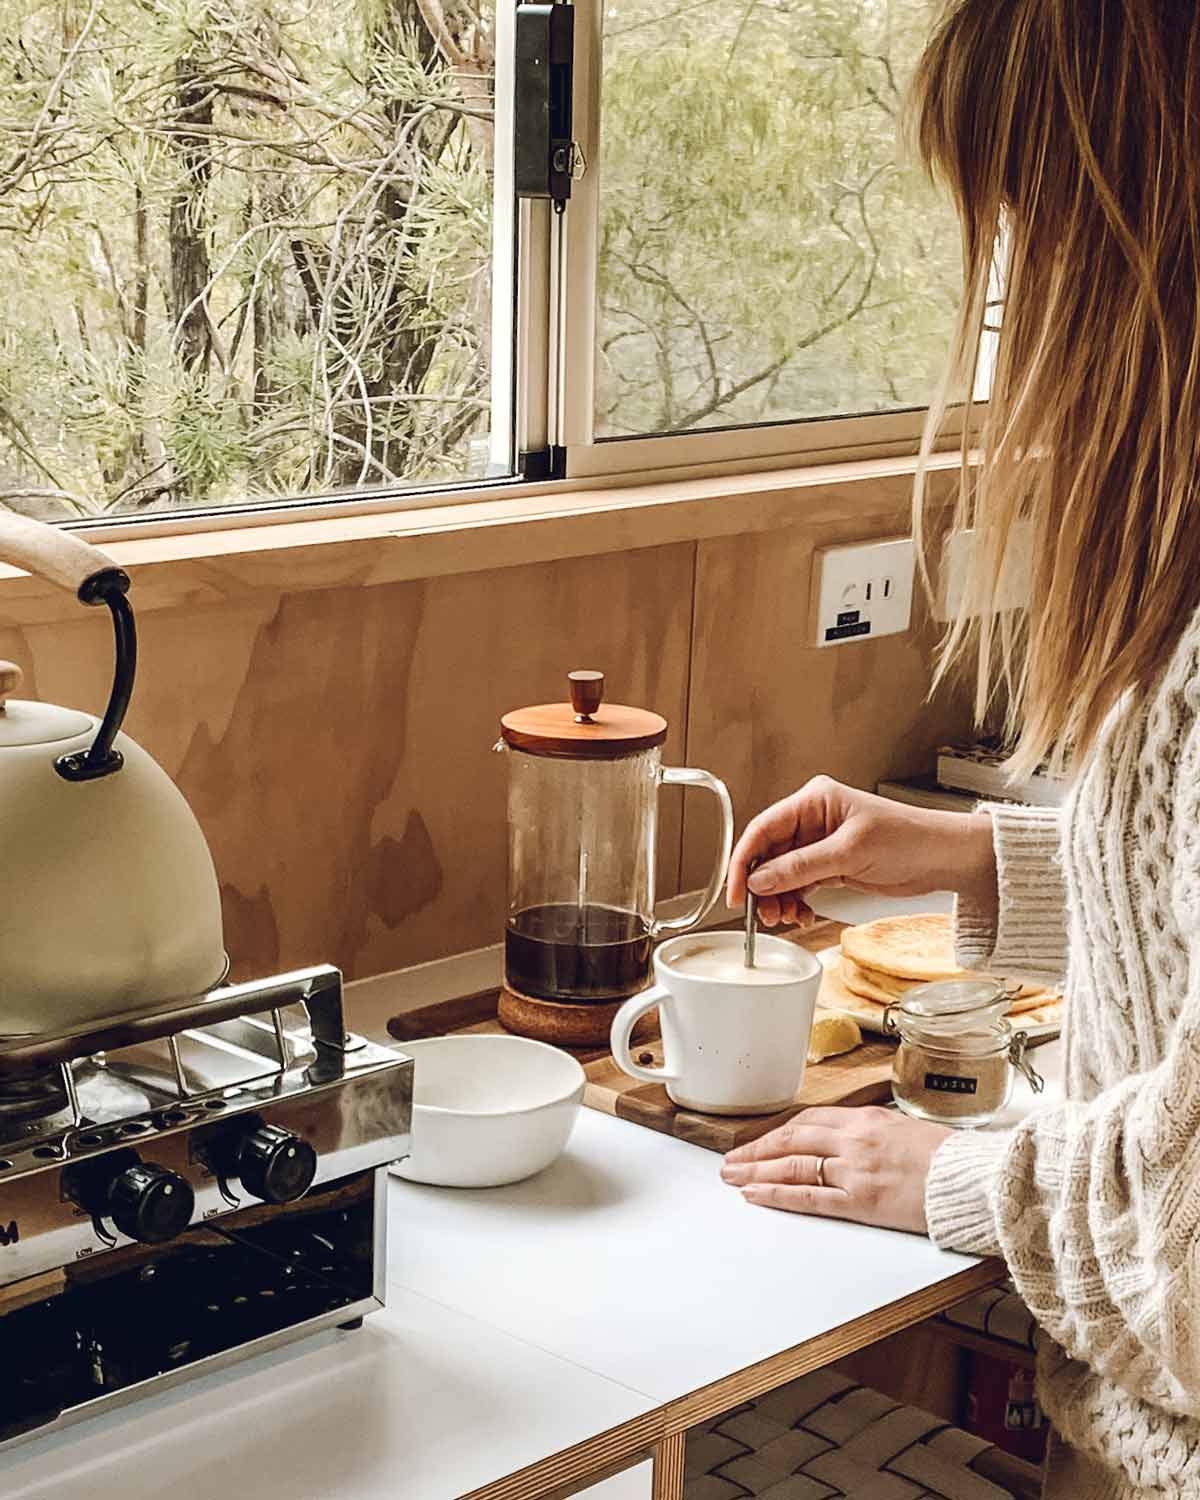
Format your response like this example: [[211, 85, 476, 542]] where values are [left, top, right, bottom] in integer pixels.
[[499, 674, 665, 757], [0, 661, 23, 713], [568, 670, 604, 722]]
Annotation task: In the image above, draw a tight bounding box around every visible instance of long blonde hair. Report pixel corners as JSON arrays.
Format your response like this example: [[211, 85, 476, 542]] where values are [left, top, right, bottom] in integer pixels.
[[911, 0, 1200, 774]]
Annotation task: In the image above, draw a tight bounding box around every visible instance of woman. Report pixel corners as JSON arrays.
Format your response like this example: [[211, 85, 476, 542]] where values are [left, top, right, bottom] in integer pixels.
[[722, 3, 1200, 1496]]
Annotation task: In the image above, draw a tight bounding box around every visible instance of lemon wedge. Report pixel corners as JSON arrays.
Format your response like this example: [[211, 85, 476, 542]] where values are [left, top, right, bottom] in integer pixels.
[[807, 1009, 863, 1064]]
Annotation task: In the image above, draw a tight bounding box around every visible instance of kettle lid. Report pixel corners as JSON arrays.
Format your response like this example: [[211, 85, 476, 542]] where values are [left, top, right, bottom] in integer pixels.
[[0, 662, 92, 747], [500, 671, 668, 759]]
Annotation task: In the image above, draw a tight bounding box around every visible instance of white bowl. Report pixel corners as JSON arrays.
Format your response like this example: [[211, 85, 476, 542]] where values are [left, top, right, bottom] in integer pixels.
[[390, 1034, 586, 1188]]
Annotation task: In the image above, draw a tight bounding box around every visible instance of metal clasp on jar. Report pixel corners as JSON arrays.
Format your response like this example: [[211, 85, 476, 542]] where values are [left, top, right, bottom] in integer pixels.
[[1010, 1031, 1045, 1093]]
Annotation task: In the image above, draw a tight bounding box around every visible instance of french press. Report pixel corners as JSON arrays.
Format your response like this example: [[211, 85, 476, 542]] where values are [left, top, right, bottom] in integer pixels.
[[496, 671, 734, 1038]]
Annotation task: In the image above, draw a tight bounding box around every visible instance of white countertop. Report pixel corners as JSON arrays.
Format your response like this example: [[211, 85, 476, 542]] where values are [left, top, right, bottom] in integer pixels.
[[5, 874, 1053, 1500], [5, 1107, 987, 1500], [3, 1286, 653, 1500], [390, 1107, 979, 1403]]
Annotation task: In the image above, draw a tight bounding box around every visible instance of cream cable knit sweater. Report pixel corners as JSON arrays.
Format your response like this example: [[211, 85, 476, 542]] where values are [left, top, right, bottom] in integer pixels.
[[925, 616, 1200, 1498]]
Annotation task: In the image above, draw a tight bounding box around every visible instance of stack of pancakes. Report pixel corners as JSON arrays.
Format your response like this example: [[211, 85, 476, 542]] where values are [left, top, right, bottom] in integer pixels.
[[831, 912, 1062, 1028]]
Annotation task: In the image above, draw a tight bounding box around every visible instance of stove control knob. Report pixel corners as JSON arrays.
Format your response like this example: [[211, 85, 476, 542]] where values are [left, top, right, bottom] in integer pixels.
[[237, 1125, 317, 1205], [108, 1162, 195, 1245]]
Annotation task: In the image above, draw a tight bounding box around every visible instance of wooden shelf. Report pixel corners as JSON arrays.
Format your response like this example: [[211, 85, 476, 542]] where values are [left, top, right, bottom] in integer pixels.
[[458, 1259, 1006, 1500]]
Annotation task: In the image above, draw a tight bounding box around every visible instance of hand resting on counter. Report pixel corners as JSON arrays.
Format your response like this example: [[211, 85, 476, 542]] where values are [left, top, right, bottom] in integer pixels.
[[720, 1106, 953, 1233]]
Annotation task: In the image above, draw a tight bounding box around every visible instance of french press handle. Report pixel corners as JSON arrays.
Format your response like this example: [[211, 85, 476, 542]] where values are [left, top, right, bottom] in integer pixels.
[[565, 670, 734, 930], [651, 765, 735, 939]]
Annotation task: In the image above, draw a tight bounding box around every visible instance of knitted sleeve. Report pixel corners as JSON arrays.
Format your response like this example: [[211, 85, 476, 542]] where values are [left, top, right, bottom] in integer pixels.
[[927, 719, 1200, 1424], [954, 802, 1068, 983]]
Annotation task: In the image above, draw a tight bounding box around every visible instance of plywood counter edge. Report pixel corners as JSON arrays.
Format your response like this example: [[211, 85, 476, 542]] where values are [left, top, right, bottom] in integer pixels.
[[460, 1256, 1005, 1500], [0, 453, 961, 621]]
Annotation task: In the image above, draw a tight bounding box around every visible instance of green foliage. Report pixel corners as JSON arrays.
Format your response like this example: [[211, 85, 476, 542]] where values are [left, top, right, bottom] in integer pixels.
[[0, 0, 959, 514], [596, 0, 962, 434], [0, 0, 495, 512]]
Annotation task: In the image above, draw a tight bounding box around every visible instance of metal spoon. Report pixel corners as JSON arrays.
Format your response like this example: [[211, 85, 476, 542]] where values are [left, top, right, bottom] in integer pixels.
[[744, 859, 760, 969]]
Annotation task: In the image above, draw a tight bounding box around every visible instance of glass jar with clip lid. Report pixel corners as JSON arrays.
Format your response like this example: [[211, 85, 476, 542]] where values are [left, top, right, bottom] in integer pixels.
[[885, 978, 1045, 1129]]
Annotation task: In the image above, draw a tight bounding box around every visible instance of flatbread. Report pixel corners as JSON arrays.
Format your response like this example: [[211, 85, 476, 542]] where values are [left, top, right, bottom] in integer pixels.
[[840, 913, 960, 980], [1014, 996, 1064, 1030], [841, 954, 1054, 1011], [1007, 987, 1059, 1015], [817, 954, 892, 1032], [841, 956, 932, 1004], [819, 952, 1063, 1037]]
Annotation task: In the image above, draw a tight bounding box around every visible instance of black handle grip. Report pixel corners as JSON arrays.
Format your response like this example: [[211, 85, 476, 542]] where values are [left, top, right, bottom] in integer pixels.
[[56, 567, 136, 782]]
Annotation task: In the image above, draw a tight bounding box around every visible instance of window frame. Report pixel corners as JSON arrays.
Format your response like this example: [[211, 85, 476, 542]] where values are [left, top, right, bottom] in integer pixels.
[[554, 0, 972, 482], [44, 0, 970, 543]]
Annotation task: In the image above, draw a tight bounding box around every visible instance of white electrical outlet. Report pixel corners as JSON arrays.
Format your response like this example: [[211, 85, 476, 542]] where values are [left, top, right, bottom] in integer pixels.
[[811, 536, 914, 647]]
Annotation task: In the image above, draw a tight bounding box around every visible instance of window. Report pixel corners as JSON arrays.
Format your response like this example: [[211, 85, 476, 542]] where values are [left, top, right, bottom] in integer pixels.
[[593, 0, 962, 440], [0, 0, 506, 520], [0, 0, 962, 527]]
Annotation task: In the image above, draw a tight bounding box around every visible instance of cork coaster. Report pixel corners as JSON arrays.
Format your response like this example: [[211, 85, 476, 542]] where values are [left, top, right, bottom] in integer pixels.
[[498, 984, 658, 1048]]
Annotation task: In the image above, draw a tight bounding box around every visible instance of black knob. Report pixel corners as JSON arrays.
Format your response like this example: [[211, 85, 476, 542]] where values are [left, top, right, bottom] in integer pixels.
[[237, 1125, 316, 1205], [107, 1162, 195, 1245]]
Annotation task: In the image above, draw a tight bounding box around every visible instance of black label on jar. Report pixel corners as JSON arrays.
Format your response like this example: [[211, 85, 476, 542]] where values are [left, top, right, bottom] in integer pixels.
[[924, 1072, 978, 1095]]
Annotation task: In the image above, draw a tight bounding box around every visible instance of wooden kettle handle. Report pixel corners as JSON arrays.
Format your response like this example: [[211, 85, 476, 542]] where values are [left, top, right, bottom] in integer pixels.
[[0, 661, 22, 709], [0, 511, 117, 596]]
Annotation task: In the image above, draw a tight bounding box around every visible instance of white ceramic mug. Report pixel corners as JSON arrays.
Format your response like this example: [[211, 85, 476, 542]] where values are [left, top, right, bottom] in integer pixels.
[[608, 931, 822, 1115]]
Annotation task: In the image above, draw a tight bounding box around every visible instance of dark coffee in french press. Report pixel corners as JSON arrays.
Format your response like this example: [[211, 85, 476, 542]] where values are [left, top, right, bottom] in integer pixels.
[[505, 903, 653, 1003]]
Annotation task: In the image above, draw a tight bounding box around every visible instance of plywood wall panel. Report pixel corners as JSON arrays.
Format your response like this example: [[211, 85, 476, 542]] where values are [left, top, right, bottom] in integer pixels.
[[0, 501, 967, 985], [0, 543, 695, 982], [680, 518, 973, 892]]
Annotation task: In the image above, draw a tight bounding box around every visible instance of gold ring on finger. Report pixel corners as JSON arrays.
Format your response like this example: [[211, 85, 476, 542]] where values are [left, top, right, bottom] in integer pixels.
[[815, 1156, 826, 1189]]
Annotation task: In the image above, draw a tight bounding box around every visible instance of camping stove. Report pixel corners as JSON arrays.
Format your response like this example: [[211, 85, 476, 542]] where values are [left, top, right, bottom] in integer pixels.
[[0, 965, 412, 1450]]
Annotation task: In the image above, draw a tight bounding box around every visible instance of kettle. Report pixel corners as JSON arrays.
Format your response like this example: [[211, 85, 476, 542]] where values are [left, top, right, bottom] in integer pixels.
[[0, 513, 226, 1040]]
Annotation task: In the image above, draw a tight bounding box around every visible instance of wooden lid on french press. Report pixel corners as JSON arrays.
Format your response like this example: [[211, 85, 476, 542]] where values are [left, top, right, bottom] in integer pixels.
[[499, 671, 667, 759]]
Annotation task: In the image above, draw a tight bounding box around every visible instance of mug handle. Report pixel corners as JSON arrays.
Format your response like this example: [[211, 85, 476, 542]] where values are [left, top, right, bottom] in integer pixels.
[[609, 985, 680, 1084], [651, 767, 735, 939]]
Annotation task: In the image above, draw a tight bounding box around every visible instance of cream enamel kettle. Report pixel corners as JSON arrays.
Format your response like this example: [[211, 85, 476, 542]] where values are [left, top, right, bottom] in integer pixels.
[[0, 513, 226, 1040]]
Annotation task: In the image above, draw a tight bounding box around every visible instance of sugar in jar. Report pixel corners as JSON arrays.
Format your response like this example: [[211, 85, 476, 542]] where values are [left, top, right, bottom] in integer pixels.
[[885, 979, 1044, 1129]]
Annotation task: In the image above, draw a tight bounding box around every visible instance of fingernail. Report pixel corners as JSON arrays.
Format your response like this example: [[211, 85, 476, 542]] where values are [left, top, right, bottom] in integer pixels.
[[748, 869, 775, 894], [741, 1186, 763, 1203]]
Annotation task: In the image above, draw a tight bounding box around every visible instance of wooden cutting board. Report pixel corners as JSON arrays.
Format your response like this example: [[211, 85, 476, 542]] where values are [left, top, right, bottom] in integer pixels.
[[389, 990, 896, 1155], [583, 1036, 896, 1153], [387, 919, 897, 1154], [577, 918, 896, 1152]]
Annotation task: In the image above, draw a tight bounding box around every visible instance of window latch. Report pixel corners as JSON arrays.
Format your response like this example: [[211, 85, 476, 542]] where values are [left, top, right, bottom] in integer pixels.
[[514, 1, 577, 212], [554, 140, 587, 183]]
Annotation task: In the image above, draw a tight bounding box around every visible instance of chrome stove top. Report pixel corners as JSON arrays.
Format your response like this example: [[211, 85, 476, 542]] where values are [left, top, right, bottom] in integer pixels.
[[0, 966, 413, 1450]]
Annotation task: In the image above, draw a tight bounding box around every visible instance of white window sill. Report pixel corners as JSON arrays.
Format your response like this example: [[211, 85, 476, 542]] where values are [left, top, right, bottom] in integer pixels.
[[0, 450, 961, 622]]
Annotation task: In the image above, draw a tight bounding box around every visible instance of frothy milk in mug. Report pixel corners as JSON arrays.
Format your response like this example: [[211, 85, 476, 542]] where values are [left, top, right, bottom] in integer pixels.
[[666, 936, 807, 985]]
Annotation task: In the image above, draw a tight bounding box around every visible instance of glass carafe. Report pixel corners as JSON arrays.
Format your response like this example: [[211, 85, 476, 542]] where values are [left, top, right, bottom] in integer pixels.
[[497, 671, 734, 1004]]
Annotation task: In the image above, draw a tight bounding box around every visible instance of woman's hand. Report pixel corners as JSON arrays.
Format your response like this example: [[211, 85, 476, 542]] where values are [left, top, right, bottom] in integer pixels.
[[726, 776, 996, 928], [720, 1106, 953, 1234]]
